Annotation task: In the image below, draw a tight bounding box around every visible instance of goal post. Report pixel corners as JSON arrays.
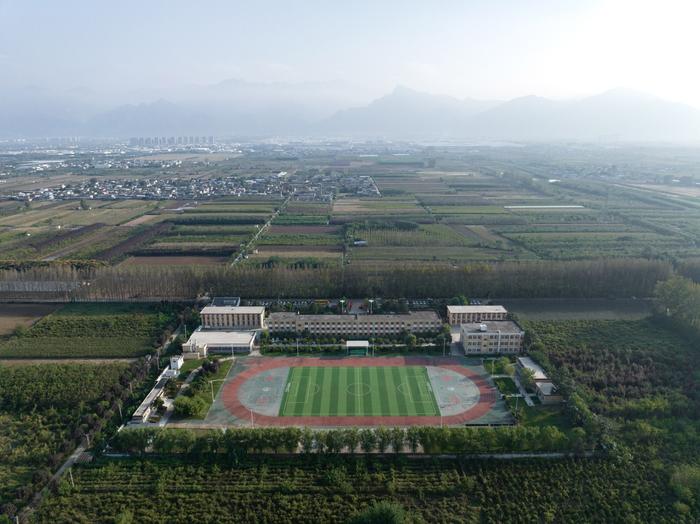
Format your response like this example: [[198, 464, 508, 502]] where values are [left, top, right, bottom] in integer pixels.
[[346, 340, 370, 356]]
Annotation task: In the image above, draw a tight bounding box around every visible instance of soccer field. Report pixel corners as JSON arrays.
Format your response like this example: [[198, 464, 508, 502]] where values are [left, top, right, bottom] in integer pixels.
[[279, 365, 440, 417]]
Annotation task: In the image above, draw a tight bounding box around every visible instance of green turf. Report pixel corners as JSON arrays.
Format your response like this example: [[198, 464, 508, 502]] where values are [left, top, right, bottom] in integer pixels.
[[279, 366, 440, 417]]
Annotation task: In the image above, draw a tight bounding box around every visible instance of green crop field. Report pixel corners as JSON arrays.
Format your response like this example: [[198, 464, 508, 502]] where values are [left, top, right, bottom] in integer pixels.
[[279, 366, 439, 417]]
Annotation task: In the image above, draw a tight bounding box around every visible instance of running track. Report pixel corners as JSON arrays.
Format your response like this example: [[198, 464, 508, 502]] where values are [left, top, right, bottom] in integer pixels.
[[220, 356, 497, 427]]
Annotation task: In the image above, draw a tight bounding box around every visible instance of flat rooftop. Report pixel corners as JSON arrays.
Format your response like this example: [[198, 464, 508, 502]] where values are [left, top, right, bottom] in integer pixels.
[[461, 320, 523, 334], [211, 296, 241, 307], [132, 377, 167, 419], [447, 305, 507, 314], [536, 381, 559, 395], [516, 356, 548, 381], [185, 329, 256, 346], [200, 305, 265, 315]]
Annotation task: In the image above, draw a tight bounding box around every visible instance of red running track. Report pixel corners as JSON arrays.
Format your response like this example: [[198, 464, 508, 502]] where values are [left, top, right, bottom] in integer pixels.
[[220, 356, 497, 427]]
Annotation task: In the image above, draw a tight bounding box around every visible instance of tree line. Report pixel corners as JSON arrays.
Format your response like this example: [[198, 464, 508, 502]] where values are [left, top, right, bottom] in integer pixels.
[[0, 257, 672, 300], [111, 424, 598, 458]]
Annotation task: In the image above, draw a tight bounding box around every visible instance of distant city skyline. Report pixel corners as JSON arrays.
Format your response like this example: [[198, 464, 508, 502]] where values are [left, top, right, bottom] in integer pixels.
[[1, 0, 700, 108]]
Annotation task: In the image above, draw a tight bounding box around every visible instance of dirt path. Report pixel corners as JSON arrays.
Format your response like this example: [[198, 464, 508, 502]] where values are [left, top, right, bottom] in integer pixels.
[[19, 443, 87, 522]]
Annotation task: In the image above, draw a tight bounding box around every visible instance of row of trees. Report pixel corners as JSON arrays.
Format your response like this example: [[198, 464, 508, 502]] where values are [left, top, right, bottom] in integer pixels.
[[262, 327, 450, 347], [111, 424, 595, 457], [0, 257, 672, 300]]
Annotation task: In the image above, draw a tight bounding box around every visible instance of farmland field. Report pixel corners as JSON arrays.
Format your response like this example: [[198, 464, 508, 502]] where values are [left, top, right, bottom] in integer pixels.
[[0, 200, 160, 228], [502, 298, 652, 320], [0, 302, 177, 358], [0, 303, 58, 335], [523, 318, 700, 416], [4, 152, 700, 273], [279, 366, 440, 417], [251, 247, 341, 259], [120, 255, 230, 266], [0, 362, 134, 509], [34, 455, 681, 524]]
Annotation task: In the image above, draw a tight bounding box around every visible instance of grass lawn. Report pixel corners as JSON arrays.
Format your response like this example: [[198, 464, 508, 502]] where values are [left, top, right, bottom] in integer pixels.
[[483, 358, 515, 376], [188, 359, 235, 419], [177, 359, 204, 379], [207, 360, 234, 397], [506, 398, 570, 430], [279, 366, 439, 417]]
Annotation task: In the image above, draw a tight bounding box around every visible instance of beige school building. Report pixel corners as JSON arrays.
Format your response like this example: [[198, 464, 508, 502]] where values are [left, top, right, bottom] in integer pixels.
[[446, 305, 508, 326]]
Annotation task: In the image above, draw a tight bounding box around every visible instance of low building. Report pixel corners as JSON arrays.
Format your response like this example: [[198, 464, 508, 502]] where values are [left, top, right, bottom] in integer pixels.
[[170, 355, 184, 372], [200, 305, 265, 330], [131, 375, 167, 423], [460, 321, 524, 354], [182, 328, 256, 357], [267, 311, 442, 336], [447, 305, 508, 325], [515, 356, 549, 382], [535, 381, 563, 404]]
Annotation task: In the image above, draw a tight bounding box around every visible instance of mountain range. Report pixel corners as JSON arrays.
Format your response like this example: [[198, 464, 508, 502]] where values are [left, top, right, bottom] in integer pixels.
[[1, 81, 699, 142]]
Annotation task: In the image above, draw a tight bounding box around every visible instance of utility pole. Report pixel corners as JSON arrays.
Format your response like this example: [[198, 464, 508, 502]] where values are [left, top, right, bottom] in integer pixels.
[[68, 468, 75, 487]]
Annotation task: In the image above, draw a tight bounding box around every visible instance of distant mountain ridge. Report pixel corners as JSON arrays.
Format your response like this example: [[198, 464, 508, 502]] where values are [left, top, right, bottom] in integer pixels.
[[1, 81, 699, 142], [318, 86, 501, 137], [320, 87, 700, 141]]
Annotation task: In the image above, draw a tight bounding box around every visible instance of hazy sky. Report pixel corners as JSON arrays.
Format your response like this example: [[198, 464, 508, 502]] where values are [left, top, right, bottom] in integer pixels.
[[1, 0, 700, 106]]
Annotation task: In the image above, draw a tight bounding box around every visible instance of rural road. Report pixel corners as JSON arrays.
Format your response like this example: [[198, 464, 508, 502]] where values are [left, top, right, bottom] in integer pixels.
[[231, 195, 291, 266]]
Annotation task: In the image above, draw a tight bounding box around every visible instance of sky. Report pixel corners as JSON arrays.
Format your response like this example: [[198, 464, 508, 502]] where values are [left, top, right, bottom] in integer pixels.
[[1, 0, 700, 107]]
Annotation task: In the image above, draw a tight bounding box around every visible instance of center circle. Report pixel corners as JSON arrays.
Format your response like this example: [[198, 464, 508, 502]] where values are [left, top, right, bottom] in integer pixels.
[[346, 382, 371, 396]]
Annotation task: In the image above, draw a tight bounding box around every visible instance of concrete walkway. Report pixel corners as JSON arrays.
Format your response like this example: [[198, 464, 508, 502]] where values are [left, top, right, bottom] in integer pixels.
[[512, 374, 535, 407]]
